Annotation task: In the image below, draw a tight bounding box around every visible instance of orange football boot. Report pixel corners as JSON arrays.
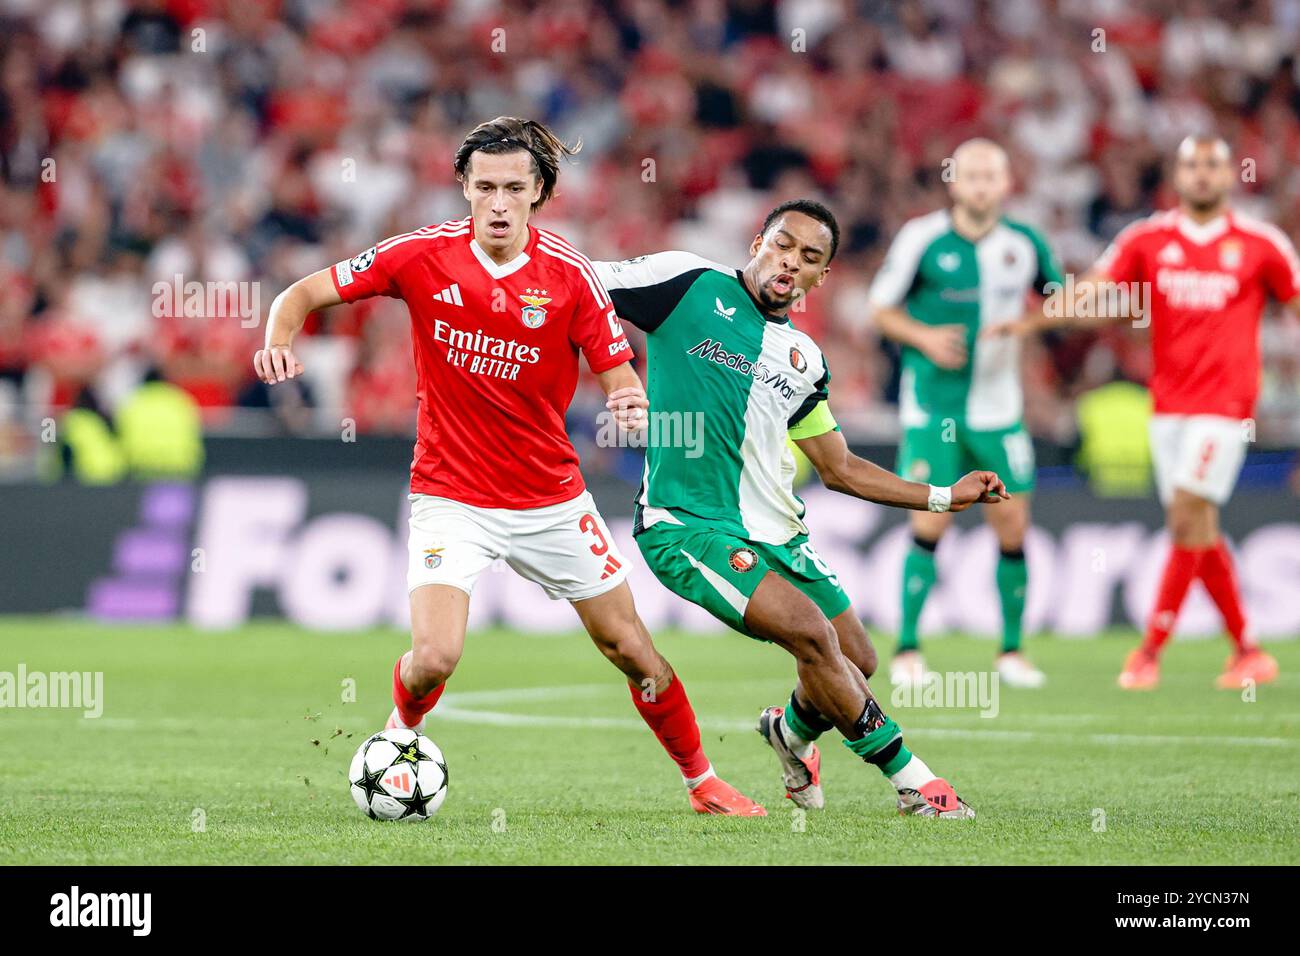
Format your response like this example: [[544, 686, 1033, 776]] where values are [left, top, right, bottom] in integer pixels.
[[1215, 649, 1279, 690], [1118, 647, 1160, 690], [688, 776, 767, 816]]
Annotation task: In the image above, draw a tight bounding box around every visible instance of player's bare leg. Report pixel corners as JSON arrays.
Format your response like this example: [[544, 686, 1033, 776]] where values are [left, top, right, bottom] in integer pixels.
[[758, 608, 877, 809], [893, 509, 950, 689], [984, 492, 1043, 687], [571, 583, 765, 816], [747, 572, 973, 818], [831, 608, 878, 681], [387, 584, 470, 731]]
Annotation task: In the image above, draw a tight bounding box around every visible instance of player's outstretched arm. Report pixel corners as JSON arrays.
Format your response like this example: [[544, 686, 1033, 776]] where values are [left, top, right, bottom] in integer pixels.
[[598, 362, 650, 433], [253, 269, 344, 385], [794, 427, 1009, 512]]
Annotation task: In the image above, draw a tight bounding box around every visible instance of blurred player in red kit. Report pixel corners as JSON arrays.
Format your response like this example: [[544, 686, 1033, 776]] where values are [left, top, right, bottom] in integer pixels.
[[1001, 136, 1297, 689], [253, 116, 763, 814]]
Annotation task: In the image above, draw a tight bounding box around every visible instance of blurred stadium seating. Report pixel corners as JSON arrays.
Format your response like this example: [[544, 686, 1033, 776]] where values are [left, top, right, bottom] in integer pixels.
[[1, 0, 1299, 482]]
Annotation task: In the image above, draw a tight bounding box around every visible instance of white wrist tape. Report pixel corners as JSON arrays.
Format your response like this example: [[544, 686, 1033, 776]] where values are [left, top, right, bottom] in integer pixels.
[[927, 484, 952, 513]]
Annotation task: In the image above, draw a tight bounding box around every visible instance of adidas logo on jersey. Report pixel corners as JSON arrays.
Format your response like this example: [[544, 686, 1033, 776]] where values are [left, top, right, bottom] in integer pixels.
[[1156, 242, 1185, 265], [433, 283, 463, 306], [714, 297, 737, 320]]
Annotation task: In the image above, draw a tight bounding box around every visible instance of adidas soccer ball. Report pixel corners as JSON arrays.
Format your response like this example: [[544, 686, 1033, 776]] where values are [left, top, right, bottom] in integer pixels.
[[348, 728, 448, 821]]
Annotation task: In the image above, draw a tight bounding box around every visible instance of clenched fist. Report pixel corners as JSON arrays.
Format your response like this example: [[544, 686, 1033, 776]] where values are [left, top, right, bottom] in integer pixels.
[[949, 470, 1010, 511]]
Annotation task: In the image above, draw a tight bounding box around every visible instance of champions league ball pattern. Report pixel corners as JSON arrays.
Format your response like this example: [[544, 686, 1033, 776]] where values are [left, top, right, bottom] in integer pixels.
[[348, 728, 448, 821]]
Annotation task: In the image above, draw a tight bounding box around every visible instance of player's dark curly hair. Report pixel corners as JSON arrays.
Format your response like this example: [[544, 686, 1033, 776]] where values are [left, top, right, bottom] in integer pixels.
[[762, 199, 840, 262], [453, 117, 581, 213]]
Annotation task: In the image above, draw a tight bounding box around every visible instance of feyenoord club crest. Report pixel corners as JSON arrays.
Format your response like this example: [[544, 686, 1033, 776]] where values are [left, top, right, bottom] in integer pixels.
[[729, 548, 758, 573], [423, 547, 443, 570], [350, 246, 377, 272], [789, 346, 807, 373], [519, 289, 551, 329]]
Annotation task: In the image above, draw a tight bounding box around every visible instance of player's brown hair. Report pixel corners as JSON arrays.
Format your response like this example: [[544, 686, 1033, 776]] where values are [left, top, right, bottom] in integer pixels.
[[453, 117, 581, 213]]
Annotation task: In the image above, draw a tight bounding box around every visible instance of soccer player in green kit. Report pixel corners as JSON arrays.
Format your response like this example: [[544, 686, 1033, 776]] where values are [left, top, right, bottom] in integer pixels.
[[869, 139, 1062, 690], [592, 200, 1009, 816]]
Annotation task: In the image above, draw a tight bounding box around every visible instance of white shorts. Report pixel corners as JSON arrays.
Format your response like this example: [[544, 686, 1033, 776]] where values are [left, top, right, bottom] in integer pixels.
[[1149, 414, 1248, 506], [406, 490, 630, 601]]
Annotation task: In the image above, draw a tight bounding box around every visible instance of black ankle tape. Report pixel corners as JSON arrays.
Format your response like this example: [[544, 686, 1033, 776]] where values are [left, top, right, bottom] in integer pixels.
[[789, 693, 834, 733], [1000, 547, 1025, 561], [865, 737, 903, 768], [852, 698, 888, 738], [913, 535, 939, 553]]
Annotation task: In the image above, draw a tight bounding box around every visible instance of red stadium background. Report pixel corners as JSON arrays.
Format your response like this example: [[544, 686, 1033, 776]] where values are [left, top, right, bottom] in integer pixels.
[[0, 0, 1297, 634]]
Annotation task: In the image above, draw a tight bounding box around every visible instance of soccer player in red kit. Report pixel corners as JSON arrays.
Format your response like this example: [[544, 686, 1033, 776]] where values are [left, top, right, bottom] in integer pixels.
[[999, 136, 1295, 689], [253, 116, 764, 815]]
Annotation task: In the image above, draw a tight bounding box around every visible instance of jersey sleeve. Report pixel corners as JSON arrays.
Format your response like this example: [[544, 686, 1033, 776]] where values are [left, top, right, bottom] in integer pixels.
[[591, 251, 729, 333], [329, 238, 410, 302], [1025, 224, 1066, 294], [867, 220, 929, 309], [568, 265, 635, 374], [1093, 222, 1145, 285], [1256, 225, 1300, 303]]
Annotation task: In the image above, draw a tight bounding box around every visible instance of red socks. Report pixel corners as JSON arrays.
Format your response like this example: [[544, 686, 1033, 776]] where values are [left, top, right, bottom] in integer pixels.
[[1142, 544, 1204, 655], [1198, 538, 1253, 653], [392, 654, 445, 727], [1142, 538, 1252, 656], [628, 674, 711, 780]]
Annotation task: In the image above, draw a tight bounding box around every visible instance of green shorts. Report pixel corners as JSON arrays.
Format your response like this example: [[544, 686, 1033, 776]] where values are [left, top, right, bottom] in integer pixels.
[[635, 522, 851, 640], [897, 418, 1036, 494]]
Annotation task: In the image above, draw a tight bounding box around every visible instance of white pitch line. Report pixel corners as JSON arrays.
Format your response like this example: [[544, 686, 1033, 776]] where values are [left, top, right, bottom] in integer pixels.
[[436, 687, 1298, 749]]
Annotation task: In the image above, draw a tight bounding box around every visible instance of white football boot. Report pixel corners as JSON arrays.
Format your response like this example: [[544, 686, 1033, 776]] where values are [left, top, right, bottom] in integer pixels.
[[756, 706, 824, 809], [995, 652, 1046, 689]]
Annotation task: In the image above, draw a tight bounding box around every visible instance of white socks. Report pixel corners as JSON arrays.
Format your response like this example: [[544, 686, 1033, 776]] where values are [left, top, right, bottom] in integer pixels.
[[684, 765, 716, 790], [889, 754, 937, 792], [778, 714, 815, 759]]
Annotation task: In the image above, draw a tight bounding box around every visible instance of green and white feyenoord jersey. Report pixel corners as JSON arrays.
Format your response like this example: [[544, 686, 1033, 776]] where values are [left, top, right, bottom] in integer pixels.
[[868, 210, 1064, 430], [592, 252, 838, 546]]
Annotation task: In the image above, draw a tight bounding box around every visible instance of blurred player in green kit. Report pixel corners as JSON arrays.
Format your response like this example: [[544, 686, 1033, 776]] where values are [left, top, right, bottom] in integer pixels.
[[869, 140, 1062, 689]]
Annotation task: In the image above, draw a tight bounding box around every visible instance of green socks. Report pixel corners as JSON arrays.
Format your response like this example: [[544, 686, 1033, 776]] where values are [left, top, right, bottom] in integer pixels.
[[898, 538, 938, 652], [843, 717, 912, 776], [997, 548, 1028, 653], [901, 539, 1027, 653], [841, 698, 913, 777]]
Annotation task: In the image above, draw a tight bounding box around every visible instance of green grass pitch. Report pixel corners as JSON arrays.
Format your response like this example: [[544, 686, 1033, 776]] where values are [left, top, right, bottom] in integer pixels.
[[1, 617, 1296, 865]]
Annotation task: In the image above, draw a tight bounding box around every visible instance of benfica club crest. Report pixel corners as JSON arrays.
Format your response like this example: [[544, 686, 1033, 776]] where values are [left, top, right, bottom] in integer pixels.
[[1219, 239, 1243, 270], [519, 289, 552, 329]]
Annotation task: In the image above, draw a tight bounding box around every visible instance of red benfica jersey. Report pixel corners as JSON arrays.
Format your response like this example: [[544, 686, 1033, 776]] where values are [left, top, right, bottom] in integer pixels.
[[1095, 209, 1300, 418], [330, 217, 633, 508]]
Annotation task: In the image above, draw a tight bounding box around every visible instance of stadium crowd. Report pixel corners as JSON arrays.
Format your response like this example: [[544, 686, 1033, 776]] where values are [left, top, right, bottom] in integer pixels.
[[2, 0, 1300, 477]]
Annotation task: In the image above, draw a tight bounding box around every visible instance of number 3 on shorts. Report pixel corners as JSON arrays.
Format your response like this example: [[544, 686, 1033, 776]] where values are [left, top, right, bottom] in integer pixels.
[[579, 513, 609, 556]]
